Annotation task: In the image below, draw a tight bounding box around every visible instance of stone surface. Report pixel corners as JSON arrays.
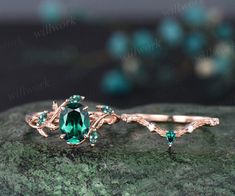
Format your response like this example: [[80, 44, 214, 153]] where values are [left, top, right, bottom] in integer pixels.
[[0, 101, 235, 195]]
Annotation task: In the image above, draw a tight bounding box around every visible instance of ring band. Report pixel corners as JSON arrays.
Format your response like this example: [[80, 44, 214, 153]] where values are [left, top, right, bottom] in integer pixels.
[[25, 95, 220, 147]]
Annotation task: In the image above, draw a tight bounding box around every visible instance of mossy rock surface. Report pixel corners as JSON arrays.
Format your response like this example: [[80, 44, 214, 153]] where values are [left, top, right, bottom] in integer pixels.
[[0, 101, 234, 195]]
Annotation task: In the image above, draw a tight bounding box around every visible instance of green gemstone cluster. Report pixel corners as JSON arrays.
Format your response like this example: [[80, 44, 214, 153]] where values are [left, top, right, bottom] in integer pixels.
[[37, 112, 48, 126], [59, 95, 90, 145], [166, 130, 176, 146]]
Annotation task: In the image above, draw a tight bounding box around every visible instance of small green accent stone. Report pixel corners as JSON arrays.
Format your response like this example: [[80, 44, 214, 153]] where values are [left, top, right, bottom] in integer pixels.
[[89, 132, 99, 144], [37, 112, 47, 126], [59, 102, 90, 145], [68, 95, 82, 109], [166, 130, 176, 146], [101, 106, 113, 114]]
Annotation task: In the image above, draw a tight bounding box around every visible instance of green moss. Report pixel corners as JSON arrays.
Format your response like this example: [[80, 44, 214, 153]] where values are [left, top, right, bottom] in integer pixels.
[[0, 141, 235, 195]]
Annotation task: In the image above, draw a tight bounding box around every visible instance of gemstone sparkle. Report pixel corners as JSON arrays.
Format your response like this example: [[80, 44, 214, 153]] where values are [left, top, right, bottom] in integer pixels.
[[59, 98, 90, 145]]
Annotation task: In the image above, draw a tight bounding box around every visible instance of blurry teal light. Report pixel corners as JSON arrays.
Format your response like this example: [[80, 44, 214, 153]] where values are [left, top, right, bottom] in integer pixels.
[[184, 32, 206, 56], [159, 19, 183, 46], [132, 30, 156, 57], [213, 57, 232, 75], [216, 23, 234, 40], [101, 70, 132, 96], [183, 5, 206, 26], [107, 32, 129, 59], [39, 0, 63, 23]]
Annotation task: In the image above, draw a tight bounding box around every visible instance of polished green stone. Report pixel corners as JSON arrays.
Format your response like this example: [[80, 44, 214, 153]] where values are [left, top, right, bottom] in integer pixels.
[[166, 130, 176, 146], [59, 103, 90, 144], [89, 131, 99, 144], [101, 106, 113, 114], [37, 112, 47, 126], [67, 95, 82, 109]]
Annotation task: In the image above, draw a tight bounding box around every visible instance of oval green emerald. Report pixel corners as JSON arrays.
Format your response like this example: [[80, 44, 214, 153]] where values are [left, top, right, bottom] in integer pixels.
[[59, 103, 90, 145]]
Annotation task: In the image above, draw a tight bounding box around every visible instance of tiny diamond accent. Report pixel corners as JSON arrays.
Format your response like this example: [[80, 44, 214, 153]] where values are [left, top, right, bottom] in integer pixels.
[[148, 123, 156, 132], [187, 125, 194, 133]]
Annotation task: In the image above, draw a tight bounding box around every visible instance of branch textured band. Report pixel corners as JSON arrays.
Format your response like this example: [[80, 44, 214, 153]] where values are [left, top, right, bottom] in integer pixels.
[[25, 95, 220, 147]]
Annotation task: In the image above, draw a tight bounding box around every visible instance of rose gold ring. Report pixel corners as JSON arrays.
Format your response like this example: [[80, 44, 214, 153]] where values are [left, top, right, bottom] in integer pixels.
[[25, 95, 220, 147]]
